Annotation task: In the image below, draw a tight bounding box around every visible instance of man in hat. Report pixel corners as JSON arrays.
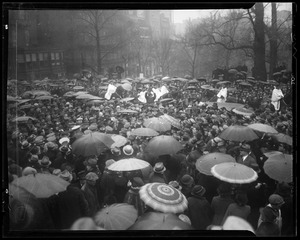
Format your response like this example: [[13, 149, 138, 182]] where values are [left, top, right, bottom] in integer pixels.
[[184, 185, 213, 230], [236, 143, 260, 172], [149, 162, 168, 184], [258, 194, 285, 235], [179, 174, 195, 198], [122, 145, 135, 158]]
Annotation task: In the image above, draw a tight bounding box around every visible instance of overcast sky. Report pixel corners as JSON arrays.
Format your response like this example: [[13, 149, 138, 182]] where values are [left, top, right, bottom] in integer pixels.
[[173, 3, 293, 23]]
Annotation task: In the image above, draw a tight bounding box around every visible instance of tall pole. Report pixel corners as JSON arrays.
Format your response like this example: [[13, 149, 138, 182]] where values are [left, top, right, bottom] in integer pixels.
[[16, 19, 17, 80]]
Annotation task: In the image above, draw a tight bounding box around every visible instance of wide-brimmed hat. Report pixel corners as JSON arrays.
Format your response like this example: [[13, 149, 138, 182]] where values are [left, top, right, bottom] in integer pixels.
[[111, 147, 121, 156], [169, 181, 182, 191], [268, 194, 285, 206], [180, 174, 194, 187], [123, 145, 134, 156], [85, 172, 99, 181], [52, 169, 62, 176], [59, 170, 73, 182], [29, 154, 39, 163], [153, 162, 166, 173], [59, 145, 70, 154], [38, 156, 52, 167], [21, 141, 31, 150], [191, 185, 206, 197], [34, 136, 45, 146], [59, 137, 70, 145]]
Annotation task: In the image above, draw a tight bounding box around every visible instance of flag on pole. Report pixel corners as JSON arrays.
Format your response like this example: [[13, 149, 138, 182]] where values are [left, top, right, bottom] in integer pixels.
[[105, 84, 117, 100]]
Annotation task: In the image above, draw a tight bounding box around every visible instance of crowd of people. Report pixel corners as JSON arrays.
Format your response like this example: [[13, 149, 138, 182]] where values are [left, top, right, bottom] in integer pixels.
[[5, 73, 294, 236]]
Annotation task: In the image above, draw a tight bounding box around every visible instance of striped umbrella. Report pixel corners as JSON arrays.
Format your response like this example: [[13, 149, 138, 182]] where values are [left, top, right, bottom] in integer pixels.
[[139, 183, 188, 214]]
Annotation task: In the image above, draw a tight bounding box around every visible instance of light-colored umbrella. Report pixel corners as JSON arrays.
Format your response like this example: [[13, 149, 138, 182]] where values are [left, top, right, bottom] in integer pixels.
[[35, 95, 54, 100], [73, 86, 85, 90], [248, 123, 278, 134], [263, 151, 293, 183], [196, 153, 236, 176], [211, 162, 258, 184], [94, 203, 138, 230], [128, 212, 192, 230], [139, 183, 188, 214], [120, 97, 135, 102], [108, 134, 128, 148], [130, 128, 159, 137], [107, 158, 150, 172], [232, 107, 254, 116], [145, 135, 183, 156], [219, 125, 259, 142], [63, 91, 76, 97], [72, 91, 89, 96], [11, 116, 37, 123], [11, 173, 70, 198], [117, 109, 138, 114], [121, 83, 132, 91], [143, 117, 171, 132], [159, 114, 181, 129]]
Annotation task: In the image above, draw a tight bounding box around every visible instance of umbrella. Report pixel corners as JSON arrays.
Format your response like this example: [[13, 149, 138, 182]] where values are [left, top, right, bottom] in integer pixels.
[[117, 109, 138, 114], [211, 79, 220, 83], [108, 134, 128, 148], [219, 125, 259, 142], [162, 76, 171, 81], [63, 91, 76, 97], [35, 95, 54, 100], [94, 203, 138, 230], [73, 86, 85, 90], [267, 80, 279, 85], [188, 79, 198, 84], [211, 162, 258, 184], [130, 127, 159, 137], [273, 72, 282, 76], [216, 81, 231, 85], [72, 91, 89, 96], [11, 116, 37, 123], [86, 99, 105, 105], [128, 212, 192, 230], [159, 98, 173, 103], [145, 135, 183, 156], [31, 90, 51, 96], [238, 81, 252, 87], [205, 102, 244, 110], [141, 79, 153, 84], [18, 104, 33, 110], [228, 69, 238, 74], [232, 107, 254, 116], [75, 94, 96, 100], [143, 117, 171, 132], [248, 123, 278, 134], [107, 158, 150, 172], [186, 86, 197, 90], [120, 97, 135, 102], [11, 173, 70, 198], [121, 83, 132, 91], [196, 153, 236, 176], [247, 77, 255, 80], [227, 87, 237, 92], [197, 78, 207, 82], [201, 85, 214, 90], [270, 133, 293, 146], [71, 132, 114, 157], [159, 114, 181, 129], [139, 183, 188, 214], [263, 151, 293, 183]]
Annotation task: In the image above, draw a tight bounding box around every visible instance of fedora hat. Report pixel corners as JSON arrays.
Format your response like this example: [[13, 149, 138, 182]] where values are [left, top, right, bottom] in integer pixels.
[[169, 181, 182, 191], [21, 141, 31, 150], [22, 167, 37, 176], [59, 170, 73, 182], [52, 169, 62, 176], [153, 162, 166, 173], [123, 145, 134, 156], [240, 143, 251, 152], [38, 156, 52, 167], [191, 185, 206, 197], [180, 174, 194, 187], [29, 154, 39, 163]]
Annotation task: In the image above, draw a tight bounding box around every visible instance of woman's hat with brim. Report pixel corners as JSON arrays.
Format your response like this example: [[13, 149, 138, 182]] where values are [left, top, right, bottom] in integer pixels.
[[180, 174, 194, 187], [123, 145, 134, 156], [153, 162, 166, 173], [21, 141, 31, 150], [169, 181, 182, 191], [59, 169, 73, 182], [59, 137, 70, 145], [38, 156, 52, 167], [191, 185, 206, 197]]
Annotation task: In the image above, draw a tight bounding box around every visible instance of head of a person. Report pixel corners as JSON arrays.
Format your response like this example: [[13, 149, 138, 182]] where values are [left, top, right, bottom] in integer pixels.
[[85, 172, 99, 186], [239, 143, 251, 156], [234, 192, 248, 206], [180, 174, 194, 189], [268, 194, 285, 209], [153, 162, 166, 174]]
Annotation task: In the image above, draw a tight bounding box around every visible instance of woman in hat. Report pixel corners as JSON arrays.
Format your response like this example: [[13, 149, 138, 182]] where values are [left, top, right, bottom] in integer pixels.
[[149, 162, 168, 184], [123, 177, 146, 216], [184, 185, 213, 230], [222, 192, 251, 224], [211, 182, 235, 225]]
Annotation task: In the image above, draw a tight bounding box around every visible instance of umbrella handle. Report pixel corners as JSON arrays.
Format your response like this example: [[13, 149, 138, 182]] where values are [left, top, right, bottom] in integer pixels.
[[261, 133, 265, 140]]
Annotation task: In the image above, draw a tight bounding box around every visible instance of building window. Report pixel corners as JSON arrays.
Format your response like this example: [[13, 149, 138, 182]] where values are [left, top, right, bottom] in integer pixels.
[[31, 53, 37, 62], [39, 53, 44, 61], [51, 53, 55, 60], [25, 54, 31, 62], [55, 53, 60, 60], [17, 54, 25, 63]]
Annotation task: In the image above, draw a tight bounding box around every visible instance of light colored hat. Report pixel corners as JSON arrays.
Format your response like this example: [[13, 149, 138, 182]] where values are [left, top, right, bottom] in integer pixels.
[[52, 169, 62, 176], [105, 159, 116, 168], [22, 167, 37, 176], [123, 145, 134, 156], [153, 162, 166, 174], [85, 172, 99, 181], [59, 170, 73, 182], [59, 137, 70, 145], [71, 125, 81, 131], [38, 156, 52, 167]]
